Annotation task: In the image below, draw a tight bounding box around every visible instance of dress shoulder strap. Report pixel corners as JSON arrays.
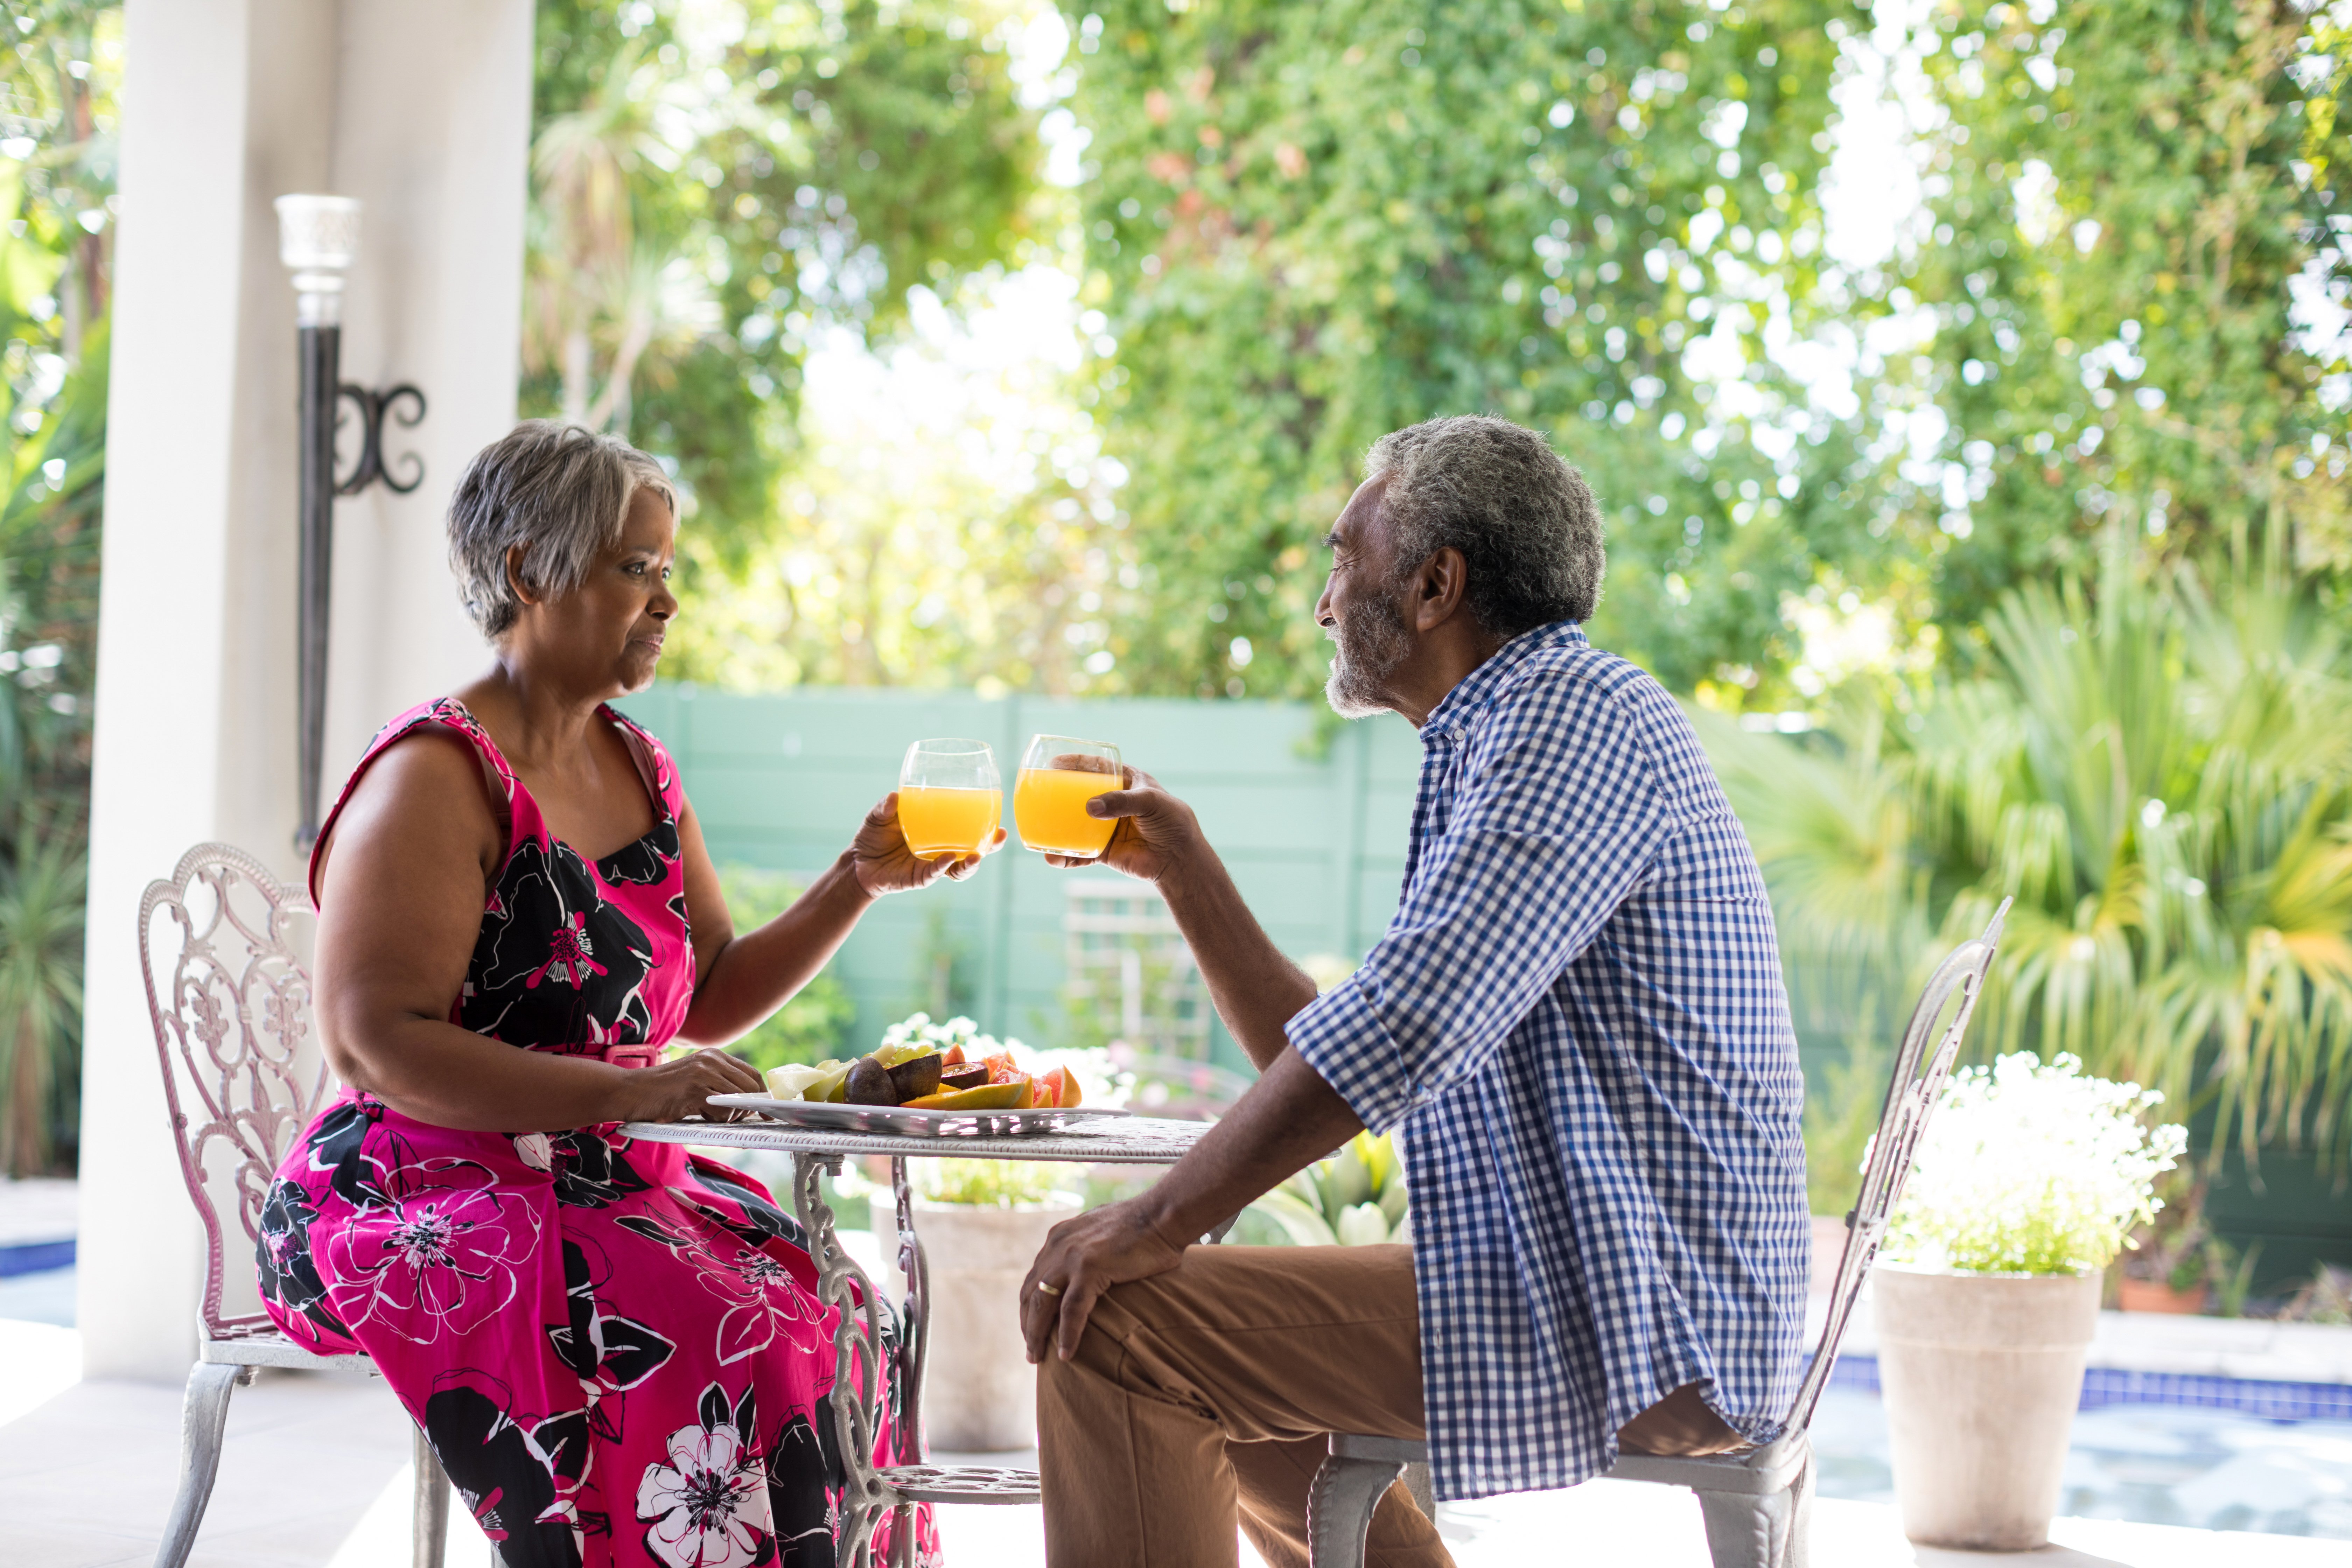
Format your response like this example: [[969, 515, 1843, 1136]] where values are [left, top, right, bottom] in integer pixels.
[[601, 704, 684, 824], [306, 698, 521, 908]]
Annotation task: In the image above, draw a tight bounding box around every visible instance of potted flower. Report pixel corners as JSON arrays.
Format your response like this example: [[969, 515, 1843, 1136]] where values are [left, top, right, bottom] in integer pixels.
[[1873, 1051, 2185, 1551], [2115, 1172, 2217, 1315], [860, 1016, 1125, 1452], [894, 1155, 1081, 1451]]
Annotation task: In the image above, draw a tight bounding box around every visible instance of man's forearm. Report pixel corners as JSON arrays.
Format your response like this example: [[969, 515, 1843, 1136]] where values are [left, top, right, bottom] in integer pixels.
[[1139, 1046, 1364, 1241], [1157, 849, 1320, 1069]]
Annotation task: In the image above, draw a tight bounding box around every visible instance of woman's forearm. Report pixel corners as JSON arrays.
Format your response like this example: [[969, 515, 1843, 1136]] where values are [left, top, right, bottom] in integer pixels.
[[676, 850, 875, 1045], [333, 1016, 638, 1131]]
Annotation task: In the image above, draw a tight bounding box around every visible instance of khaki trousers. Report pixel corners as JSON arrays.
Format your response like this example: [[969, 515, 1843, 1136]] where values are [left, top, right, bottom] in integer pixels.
[[1035, 1243, 1450, 1568]]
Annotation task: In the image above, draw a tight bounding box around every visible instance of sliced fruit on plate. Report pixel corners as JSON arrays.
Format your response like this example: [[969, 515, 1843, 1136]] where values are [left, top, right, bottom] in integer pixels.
[[796, 1062, 853, 1102], [899, 1082, 1028, 1112], [888, 1053, 943, 1102], [937, 1063, 990, 1092], [844, 1057, 897, 1105], [764, 1062, 832, 1099], [1039, 1065, 1082, 1108]]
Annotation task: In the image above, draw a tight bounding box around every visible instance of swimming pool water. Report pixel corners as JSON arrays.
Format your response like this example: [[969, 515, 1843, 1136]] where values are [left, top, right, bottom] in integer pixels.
[[1809, 1385, 2352, 1539]]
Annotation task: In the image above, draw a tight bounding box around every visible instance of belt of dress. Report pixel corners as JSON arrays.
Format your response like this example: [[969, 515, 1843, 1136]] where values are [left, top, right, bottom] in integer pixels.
[[598, 1043, 663, 1070]]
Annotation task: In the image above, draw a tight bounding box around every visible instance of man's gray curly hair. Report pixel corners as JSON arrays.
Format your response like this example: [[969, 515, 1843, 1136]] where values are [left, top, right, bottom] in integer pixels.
[[446, 420, 677, 640], [1363, 415, 1604, 635]]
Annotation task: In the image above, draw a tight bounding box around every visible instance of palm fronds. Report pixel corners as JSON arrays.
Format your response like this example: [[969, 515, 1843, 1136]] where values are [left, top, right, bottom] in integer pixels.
[[0, 820, 84, 1175], [1705, 536, 2352, 1167]]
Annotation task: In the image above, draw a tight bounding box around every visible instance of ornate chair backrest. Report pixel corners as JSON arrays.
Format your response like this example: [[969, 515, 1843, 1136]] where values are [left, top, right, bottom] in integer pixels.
[[1784, 897, 2010, 1436], [138, 842, 323, 1342]]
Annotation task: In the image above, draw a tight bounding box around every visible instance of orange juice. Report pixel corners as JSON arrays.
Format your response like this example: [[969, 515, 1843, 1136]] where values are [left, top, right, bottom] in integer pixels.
[[897, 786, 1001, 858], [1014, 767, 1119, 856]]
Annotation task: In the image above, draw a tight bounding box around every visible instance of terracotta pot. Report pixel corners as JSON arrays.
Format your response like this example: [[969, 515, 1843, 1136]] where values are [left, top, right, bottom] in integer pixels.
[[899, 1194, 1081, 1451], [2116, 1277, 2208, 1315], [1872, 1263, 2101, 1550]]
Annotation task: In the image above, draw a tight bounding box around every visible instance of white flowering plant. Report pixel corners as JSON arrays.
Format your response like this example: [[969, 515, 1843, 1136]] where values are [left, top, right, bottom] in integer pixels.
[[1879, 1051, 2188, 1276]]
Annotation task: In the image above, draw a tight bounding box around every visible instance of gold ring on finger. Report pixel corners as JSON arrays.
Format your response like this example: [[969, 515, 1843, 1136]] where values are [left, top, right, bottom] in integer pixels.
[[1036, 1280, 1065, 1297]]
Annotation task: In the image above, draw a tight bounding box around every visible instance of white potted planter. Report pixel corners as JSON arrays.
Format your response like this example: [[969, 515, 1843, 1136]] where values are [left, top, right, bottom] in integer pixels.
[[875, 1162, 1082, 1452], [1874, 1265, 2102, 1548], [1872, 1052, 2185, 1550]]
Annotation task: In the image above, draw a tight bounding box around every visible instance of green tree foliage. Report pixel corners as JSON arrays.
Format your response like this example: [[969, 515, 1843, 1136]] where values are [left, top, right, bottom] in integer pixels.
[[1702, 537, 2352, 1178], [0, 824, 82, 1173], [526, 0, 1043, 570], [1854, 0, 2351, 648], [658, 277, 1130, 693], [0, 0, 114, 1174], [1065, 0, 1863, 699]]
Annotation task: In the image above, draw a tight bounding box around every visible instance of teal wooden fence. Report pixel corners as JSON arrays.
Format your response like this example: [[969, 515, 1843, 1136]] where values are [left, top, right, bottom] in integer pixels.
[[615, 684, 1426, 1068], [620, 681, 2348, 1288]]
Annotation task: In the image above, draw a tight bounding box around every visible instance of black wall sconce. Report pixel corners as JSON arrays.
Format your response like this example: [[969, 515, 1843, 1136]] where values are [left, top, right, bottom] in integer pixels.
[[274, 195, 428, 852]]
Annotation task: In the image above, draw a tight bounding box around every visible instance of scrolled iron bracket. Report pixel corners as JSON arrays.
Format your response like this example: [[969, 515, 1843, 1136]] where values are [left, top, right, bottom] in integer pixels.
[[334, 383, 427, 496]]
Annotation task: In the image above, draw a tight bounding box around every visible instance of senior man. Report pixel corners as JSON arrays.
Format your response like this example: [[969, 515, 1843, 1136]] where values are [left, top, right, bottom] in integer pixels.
[[1019, 415, 1808, 1566]]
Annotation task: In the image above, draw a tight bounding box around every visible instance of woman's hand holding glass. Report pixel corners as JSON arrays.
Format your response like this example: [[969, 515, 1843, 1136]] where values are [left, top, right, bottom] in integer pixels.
[[852, 737, 1007, 896]]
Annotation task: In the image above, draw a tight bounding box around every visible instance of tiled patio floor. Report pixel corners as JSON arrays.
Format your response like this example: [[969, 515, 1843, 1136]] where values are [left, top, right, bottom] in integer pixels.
[[4, 1326, 2343, 1568]]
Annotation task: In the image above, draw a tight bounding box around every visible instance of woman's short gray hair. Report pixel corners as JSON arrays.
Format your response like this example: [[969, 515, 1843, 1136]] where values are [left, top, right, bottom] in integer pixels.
[[1364, 415, 1604, 635], [446, 421, 677, 640]]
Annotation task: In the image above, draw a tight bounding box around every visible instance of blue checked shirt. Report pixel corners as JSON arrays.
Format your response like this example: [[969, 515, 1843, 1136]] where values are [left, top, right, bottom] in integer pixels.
[[1287, 620, 1808, 1501]]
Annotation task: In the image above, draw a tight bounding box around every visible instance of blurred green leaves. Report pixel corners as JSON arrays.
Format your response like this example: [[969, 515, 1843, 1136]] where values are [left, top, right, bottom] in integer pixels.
[[1246, 1130, 1409, 1247], [713, 864, 858, 1066], [1701, 533, 2352, 1177], [526, 0, 1043, 569], [1853, 0, 2351, 650], [0, 0, 115, 1174], [1066, 0, 1851, 700]]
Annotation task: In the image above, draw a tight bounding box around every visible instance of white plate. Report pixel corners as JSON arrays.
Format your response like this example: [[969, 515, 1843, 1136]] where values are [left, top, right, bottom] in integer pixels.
[[706, 1093, 1132, 1139]]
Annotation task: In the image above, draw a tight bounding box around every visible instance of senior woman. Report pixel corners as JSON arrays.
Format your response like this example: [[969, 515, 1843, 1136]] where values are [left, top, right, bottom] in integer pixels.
[[254, 422, 975, 1568]]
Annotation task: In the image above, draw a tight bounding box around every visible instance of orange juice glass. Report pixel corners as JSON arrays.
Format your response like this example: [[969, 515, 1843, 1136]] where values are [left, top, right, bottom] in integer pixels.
[[1014, 735, 1121, 858], [897, 738, 1001, 859]]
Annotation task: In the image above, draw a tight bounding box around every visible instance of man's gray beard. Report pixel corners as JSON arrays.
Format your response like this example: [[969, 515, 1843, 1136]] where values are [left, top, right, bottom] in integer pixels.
[[1324, 589, 1414, 718]]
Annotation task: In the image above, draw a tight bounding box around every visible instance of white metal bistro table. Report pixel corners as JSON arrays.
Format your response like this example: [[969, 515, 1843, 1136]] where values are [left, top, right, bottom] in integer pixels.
[[622, 1113, 1211, 1568]]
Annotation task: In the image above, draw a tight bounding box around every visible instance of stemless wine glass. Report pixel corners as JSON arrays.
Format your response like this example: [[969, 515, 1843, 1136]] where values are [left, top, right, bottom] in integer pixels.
[[1013, 734, 1123, 858], [896, 738, 1001, 860]]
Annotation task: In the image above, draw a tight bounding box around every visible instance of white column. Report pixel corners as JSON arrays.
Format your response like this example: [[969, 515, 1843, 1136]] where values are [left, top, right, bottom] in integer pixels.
[[79, 0, 532, 1382], [322, 0, 535, 779]]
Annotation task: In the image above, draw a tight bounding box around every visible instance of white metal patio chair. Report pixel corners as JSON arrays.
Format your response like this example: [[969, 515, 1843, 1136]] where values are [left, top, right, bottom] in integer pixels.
[[1306, 900, 2011, 1568], [140, 841, 451, 1568]]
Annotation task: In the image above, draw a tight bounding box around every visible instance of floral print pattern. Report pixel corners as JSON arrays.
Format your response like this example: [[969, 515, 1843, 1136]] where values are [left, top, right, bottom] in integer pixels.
[[636, 1384, 774, 1568], [255, 699, 932, 1568], [321, 1157, 541, 1344], [255, 1180, 345, 1342], [466, 837, 659, 1049]]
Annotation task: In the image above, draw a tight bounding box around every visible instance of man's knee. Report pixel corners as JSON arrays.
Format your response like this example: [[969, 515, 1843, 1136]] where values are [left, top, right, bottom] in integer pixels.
[[1618, 1381, 1743, 1457]]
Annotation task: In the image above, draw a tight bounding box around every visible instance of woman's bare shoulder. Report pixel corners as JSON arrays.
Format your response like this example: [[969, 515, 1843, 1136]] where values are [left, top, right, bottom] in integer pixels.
[[316, 727, 506, 892], [355, 724, 503, 805]]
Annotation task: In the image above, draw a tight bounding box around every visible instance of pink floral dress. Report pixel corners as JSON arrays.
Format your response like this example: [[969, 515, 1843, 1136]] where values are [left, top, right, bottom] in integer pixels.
[[255, 698, 933, 1568]]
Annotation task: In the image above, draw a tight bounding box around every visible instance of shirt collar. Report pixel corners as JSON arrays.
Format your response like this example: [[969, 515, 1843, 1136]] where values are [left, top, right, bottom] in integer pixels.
[[1419, 620, 1588, 741]]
